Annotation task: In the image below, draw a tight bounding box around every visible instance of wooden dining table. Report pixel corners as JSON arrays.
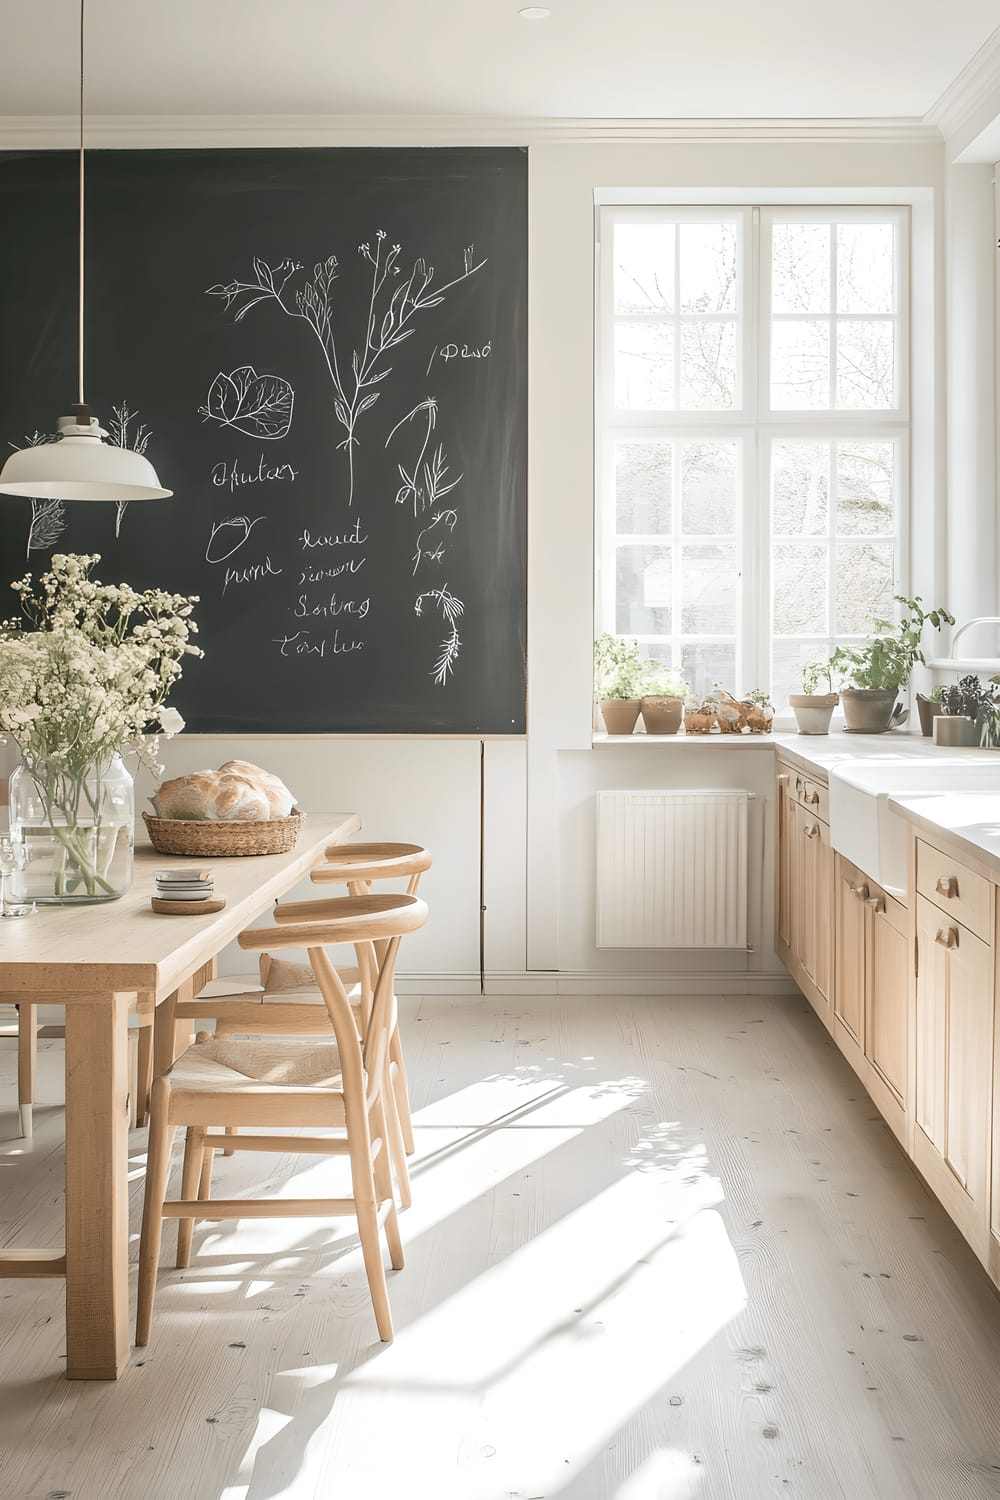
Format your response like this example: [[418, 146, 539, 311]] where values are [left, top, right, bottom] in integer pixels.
[[0, 810, 360, 1380]]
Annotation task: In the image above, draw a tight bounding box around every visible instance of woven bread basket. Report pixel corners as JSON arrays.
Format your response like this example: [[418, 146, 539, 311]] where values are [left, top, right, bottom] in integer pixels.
[[142, 808, 302, 857]]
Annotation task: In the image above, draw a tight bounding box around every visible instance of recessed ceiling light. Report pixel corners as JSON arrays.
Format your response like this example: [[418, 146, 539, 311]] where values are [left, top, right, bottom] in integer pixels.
[[519, 6, 551, 18]]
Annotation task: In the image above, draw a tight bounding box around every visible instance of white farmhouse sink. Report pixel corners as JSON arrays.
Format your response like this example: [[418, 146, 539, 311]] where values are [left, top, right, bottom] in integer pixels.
[[828, 758, 1000, 896]]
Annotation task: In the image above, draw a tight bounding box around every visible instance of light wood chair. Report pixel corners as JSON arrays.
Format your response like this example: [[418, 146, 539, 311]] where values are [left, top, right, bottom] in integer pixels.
[[165, 842, 431, 1205], [136, 891, 428, 1347]]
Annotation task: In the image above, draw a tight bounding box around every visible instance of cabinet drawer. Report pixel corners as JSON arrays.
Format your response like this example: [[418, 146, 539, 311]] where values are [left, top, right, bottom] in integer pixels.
[[791, 772, 829, 823], [916, 841, 992, 942]]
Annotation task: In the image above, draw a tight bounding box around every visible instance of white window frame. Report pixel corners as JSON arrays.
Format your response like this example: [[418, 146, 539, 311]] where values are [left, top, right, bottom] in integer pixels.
[[596, 203, 911, 710]]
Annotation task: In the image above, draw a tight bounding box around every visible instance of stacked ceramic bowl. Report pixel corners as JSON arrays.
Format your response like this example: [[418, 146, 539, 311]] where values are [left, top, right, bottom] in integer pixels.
[[154, 868, 215, 904]]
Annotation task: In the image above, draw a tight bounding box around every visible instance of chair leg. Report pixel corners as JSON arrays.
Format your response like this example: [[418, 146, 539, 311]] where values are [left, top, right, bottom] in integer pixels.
[[348, 1103, 394, 1342], [372, 1097, 404, 1272], [136, 1078, 175, 1347], [223, 1125, 238, 1157], [176, 1127, 204, 1269], [389, 1027, 415, 1156], [198, 1137, 216, 1203], [382, 1063, 412, 1210], [17, 1003, 37, 1141]]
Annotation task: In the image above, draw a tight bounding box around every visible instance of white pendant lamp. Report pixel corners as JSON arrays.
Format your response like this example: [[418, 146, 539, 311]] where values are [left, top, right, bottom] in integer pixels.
[[0, 0, 171, 503]]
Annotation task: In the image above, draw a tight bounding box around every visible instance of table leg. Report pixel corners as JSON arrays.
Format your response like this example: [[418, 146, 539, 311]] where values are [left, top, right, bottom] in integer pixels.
[[64, 992, 133, 1380]]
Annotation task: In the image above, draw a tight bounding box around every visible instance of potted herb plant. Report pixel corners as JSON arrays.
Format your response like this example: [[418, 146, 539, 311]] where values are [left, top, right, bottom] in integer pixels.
[[640, 665, 689, 734], [594, 633, 645, 734], [935, 674, 1000, 747], [828, 596, 954, 734], [789, 661, 839, 735]]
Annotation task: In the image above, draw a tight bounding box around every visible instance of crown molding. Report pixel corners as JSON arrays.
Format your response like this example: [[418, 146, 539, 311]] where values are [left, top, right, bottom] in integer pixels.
[[0, 112, 944, 150], [926, 23, 1000, 143]]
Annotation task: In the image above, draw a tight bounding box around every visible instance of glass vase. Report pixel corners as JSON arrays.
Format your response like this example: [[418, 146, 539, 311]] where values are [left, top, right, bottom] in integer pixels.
[[9, 755, 135, 904]]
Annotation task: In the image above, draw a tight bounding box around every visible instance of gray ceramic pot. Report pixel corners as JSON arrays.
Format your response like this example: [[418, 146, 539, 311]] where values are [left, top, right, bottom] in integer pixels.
[[840, 687, 902, 733]]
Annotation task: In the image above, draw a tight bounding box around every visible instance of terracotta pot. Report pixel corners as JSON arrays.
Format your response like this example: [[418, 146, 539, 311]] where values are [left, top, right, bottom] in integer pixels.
[[789, 692, 838, 735], [599, 698, 641, 734], [840, 687, 902, 733], [916, 694, 938, 737], [640, 695, 684, 734]]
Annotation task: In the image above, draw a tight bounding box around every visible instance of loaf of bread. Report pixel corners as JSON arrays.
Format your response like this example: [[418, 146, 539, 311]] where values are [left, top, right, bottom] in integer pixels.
[[152, 761, 296, 821]]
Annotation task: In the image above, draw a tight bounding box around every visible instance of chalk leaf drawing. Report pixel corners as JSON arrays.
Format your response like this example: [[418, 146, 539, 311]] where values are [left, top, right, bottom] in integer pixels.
[[107, 402, 153, 537], [207, 235, 486, 504], [205, 514, 266, 564], [199, 366, 295, 441], [414, 583, 465, 685]]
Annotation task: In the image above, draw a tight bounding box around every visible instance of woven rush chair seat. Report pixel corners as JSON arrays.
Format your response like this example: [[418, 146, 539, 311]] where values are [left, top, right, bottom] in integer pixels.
[[167, 1036, 344, 1096]]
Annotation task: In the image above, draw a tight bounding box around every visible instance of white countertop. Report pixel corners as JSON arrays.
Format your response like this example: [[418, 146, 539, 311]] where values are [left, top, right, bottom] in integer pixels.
[[775, 731, 1000, 874]]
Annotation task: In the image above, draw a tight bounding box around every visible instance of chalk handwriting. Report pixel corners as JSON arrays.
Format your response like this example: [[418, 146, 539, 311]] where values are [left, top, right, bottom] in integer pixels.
[[273, 629, 365, 658], [211, 455, 298, 494]]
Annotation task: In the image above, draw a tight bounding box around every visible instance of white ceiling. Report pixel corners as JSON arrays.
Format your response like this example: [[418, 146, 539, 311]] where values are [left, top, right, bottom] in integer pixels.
[[0, 0, 997, 121]]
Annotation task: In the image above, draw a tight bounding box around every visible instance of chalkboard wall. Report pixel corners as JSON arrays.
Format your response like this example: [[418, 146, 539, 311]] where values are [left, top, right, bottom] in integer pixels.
[[0, 147, 527, 733]]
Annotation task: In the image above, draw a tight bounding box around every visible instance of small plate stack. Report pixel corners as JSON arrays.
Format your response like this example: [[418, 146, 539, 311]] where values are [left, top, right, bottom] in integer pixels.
[[155, 867, 215, 903]]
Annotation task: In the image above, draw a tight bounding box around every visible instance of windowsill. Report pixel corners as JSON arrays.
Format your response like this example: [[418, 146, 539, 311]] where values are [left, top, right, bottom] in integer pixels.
[[592, 731, 778, 747]]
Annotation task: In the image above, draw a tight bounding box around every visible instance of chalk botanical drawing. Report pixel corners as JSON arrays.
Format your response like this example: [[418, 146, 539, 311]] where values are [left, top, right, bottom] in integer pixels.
[[199, 366, 294, 440], [414, 582, 464, 685], [205, 514, 266, 564], [386, 397, 463, 517], [206, 235, 486, 504], [107, 402, 153, 538], [9, 431, 64, 558], [412, 509, 458, 576]]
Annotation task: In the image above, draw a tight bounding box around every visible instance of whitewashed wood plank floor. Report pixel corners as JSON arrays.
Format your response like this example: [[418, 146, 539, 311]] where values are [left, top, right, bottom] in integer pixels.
[[1, 992, 1000, 1500]]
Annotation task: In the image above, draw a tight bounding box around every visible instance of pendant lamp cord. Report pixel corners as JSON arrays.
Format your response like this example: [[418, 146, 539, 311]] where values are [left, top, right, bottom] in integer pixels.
[[77, 0, 85, 407]]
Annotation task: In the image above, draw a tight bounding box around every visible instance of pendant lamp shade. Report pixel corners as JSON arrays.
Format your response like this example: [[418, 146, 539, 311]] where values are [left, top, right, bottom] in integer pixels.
[[2, 0, 172, 507], [0, 412, 171, 502]]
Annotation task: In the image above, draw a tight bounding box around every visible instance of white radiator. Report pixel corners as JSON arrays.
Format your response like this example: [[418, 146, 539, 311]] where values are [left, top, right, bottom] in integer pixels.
[[596, 790, 750, 949]]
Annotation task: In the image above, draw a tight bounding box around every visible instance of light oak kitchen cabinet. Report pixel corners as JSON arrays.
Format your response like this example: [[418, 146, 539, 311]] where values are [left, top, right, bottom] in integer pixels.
[[833, 853, 908, 1144], [776, 761, 834, 1030], [913, 840, 995, 1260]]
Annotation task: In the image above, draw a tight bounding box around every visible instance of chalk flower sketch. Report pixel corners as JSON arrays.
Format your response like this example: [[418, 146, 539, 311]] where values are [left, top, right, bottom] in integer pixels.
[[207, 234, 486, 505], [107, 402, 153, 537], [8, 430, 64, 558], [412, 508, 458, 576], [415, 582, 464, 685], [386, 398, 463, 518], [199, 366, 294, 440]]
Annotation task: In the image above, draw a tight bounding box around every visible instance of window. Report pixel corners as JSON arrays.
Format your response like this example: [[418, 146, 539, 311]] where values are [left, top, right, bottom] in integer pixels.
[[597, 206, 908, 707]]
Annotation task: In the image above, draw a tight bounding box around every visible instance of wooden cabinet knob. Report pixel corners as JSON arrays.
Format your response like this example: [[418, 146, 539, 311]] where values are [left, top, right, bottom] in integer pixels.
[[934, 926, 959, 949], [804, 786, 821, 805], [804, 822, 820, 839], [850, 882, 869, 900], [935, 875, 958, 899]]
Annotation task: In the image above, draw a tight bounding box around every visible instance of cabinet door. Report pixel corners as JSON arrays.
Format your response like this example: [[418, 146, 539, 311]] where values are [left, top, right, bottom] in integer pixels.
[[794, 809, 834, 1023], [834, 857, 867, 1046], [915, 895, 993, 1211], [866, 891, 908, 1104], [776, 770, 793, 952], [915, 895, 951, 1153], [945, 921, 993, 1206]]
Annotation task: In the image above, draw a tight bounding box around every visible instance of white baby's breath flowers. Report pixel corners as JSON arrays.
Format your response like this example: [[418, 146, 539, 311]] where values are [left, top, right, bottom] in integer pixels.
[[0, 553, 201, 784]]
